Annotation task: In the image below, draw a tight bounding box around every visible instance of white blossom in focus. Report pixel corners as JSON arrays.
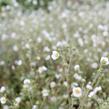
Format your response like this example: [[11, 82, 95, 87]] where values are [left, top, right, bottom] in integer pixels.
[[38, 66, 47, 74], [42, 89, 49, 97], [51, 51, 60, 60], [0, 86, 6, 93], [100, 57, 109, 65], [74, 64, 80, 71], [72, 87, 82, 98], [15, 97, 21, 104], [0, 97, 7, 104], [50, 81, 56, 88]]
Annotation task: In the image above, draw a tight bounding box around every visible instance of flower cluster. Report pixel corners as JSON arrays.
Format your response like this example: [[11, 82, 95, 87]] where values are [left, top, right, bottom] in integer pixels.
[[0, 0, 109, 109]]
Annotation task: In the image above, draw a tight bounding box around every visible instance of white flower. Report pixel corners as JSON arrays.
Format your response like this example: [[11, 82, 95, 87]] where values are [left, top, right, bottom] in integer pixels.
[[15, 60, 22, 66], [42, 89, 49, 97], [3, 105, 9, 109], [32, 0, 38, 5], [91, 62, 98, 69], [38, 66, 47, 74], [86, 84, 93, 90], [23, 79, 31, 88], [55, 74, 61, 79], [37, 37, 42, 43], [0, 86, 6, 93], [45, 55, 50, 61], [88, 86, 102, 98], [72, 87, 82, 98], [78, 38, 84, 47], [15, 97, 21, 104], [0, 61, 5, 66], [23, 79, 31, 85], [100, 57, 109, 65], [74, 73, 82, 81], [86, 82, 93, 90], [63, 81, 68, 87], [88, 91, 96, 98], [43, 46, 50, 52], [50, 81, 56, 88], [51, 51, 60, 60], [94, 86, 102, 92], [13, 45, 18, 52], [0, 97, 7, 104], [36, 56, 41, 60], [30, 62, 36, 67], [12, 65, 15, 70], [74, 64, 80, 71], [20, 20, 25, 26], [32, 105, 38, 109], [56, 41, 68, 47]]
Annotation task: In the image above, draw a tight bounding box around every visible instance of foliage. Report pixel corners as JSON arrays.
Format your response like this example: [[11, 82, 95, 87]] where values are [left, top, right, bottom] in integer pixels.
[[0, 0, 53, 11], [17, 0, 53, 10]]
